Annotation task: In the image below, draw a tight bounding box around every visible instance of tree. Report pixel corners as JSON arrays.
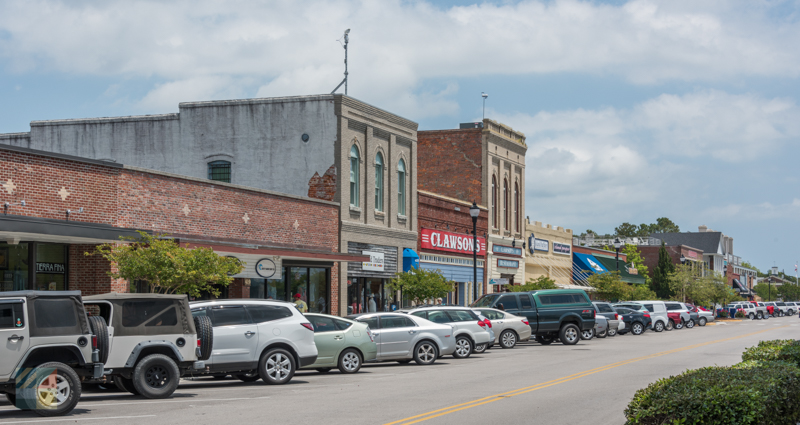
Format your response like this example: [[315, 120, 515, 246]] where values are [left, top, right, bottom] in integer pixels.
[[624, 284, 658, 301], [651, 241, 675, 298], [753, 282, 777, 301], [621, 244, 651, 285], [91, 231, 243, 297], [668, 264, 711, 304], [615, 222, 639, 238], [780, 282, 800, 301], [508, 275, 558, 292], [652, 217, 680, 234], [587, 271, 629, 302], [387, 268, 454, 305], [707, 275, 739, 308]]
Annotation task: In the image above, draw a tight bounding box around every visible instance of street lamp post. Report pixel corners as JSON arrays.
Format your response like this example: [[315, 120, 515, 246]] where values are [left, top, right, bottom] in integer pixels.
[[470, 202, 481, 305], [613, 237, 623, 272]]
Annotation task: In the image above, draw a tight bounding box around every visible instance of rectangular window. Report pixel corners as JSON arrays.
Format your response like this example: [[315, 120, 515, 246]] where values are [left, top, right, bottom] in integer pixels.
[[121, 300, 177, 328], [309, 315, 338, 332], [0, 303, 23, 329], [398, 173, 406, 216], [0, 243, 30, 292], [246, 305, 293, 323], [350, 157, 359, 207], [497, 295, 519, 310], [375, 163, 384, 212], [519, 295, 533, 310], [207, 161, 231, 183], [35, 243, 67, 291], [210, 306, 251, 327]]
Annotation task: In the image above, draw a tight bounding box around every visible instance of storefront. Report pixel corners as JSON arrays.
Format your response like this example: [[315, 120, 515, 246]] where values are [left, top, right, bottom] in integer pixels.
[[346, 242, 401, 314], [486, 238, 525, 292], [418, 228, 486, 306], [524, 220, 576, 288], [0, 242, 69, 292]]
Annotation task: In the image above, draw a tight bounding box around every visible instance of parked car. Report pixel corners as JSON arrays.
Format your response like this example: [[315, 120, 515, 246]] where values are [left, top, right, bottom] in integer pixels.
[[632, 301, 670, 332], [302, 313, 376, 374], [592, 302, 621, 337], [664, 302, 697, 327], [83, 293, 209, 399], [472, 308, 532, 349], [784, 302, 799, 315], [188, 299, 317, 385], [471, 289, 596, 346], [1, 291, 105, 416], [764, 302, 790, 317], [588, 316, 608, 339], [692, 305, 715, 326], [472, 312, 495, 353], [403, 306, 492, 359], [749, 302, 770, 320], [725, 302, 758, 319], [613, 302, 656, 331], [666, 311, 684, 330], [614, 307, 651, 335], [347, 312, 455, 365]]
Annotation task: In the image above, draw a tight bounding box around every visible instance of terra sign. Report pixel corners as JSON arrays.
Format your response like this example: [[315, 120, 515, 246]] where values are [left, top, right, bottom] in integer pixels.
[[362, 251, 385, 272], [421, 228, 486, 255]]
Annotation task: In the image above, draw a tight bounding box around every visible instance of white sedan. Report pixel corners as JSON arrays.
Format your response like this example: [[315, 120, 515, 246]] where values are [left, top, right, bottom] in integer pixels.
[[472, 308, 533, 349]]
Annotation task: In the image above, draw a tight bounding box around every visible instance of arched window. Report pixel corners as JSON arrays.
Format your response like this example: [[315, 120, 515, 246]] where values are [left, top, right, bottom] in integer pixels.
[[503, 178, 509, 231], [397, 159, 406, 216], [375, 152, 384, 212], [491, 175, 497, 228], [514, 181, 520, 233], [207, 160, 231, 183], [350, 145, 360, 207]]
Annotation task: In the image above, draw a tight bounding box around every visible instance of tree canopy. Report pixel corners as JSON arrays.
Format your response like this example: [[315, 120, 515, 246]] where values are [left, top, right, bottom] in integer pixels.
[[614, 217, 681, 238], [387, 268, 454, 305], [508, 275, 559, 292], [651, 241, 675, 298], [587, 271, 656, 302]]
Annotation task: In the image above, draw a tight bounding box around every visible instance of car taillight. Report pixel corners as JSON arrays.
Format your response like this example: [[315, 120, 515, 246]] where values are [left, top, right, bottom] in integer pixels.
[[477, 320, 486, 328], [615, 314, 620, 321], [301, 323, 314, 331], [92, 335, 98, 349], [644, 314, 650, 318], [522, 319, 529, 326], [484, 319, 492, 328], [366, 327, 374, 343]]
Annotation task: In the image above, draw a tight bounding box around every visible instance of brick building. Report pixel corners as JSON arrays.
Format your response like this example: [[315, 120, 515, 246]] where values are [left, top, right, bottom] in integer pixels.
[[418, 119, 527, 293], [417, 190, 488, 305], [0, 144, 366, 315]]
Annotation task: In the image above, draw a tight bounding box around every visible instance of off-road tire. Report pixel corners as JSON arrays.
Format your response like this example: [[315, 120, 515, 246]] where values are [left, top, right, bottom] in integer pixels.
[[413, 341, 438, 365], [654, 321, 665, 332], [258, 348, 295, 385], [500, 330, 518, 348], [114, 376, 140, 395], [338, 348, 362, 374], [88, 316, 110, 364], [631, 322, 644, 335], [133, 354, 180, 399], [473, 343, 488, 354], [235, 371, 260, 382], [699, 317, 707, 326], [580, 329, 595, 340], [194, 315, 214, 361], [16, 362, 81, 417], [536, 334, 555, 345], [559, 324, 581, 345]]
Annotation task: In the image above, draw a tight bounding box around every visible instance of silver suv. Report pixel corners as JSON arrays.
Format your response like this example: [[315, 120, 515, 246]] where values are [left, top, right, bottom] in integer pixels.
[[2, 291, 104, 416], [404, 306, 492, 359], [190, 300, 318, 385]]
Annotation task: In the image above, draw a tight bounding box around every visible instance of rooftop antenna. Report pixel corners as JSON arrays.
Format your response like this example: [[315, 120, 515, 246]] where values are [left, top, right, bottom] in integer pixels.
[[481, 92, 488, 121], [331, 29, 350, 95]]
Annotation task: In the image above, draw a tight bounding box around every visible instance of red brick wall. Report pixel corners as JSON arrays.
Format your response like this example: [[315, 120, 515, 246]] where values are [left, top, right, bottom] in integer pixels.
[[417, 129, 484, 205], [639, 245, 704, 279], [417, 192, 488, 257], [68, 244, 127, 295]]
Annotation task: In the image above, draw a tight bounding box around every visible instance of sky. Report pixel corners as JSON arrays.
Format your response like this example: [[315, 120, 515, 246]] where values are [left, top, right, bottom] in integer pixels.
[[1, 0, 799, 273]]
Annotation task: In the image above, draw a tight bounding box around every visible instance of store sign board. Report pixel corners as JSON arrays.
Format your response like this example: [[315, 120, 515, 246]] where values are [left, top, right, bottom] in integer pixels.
[[492, 244, 523, 257], [421, 228, 486, 255], [36, 263, 65, 274], [687, 250, 698, 259], [489, 278, 509, 285], [497, 259, 520, 269], [255, 258, 278, 278], [533, 238, 549, 252], [218, 252, 283, 279], [362, 251, 385, 272], [553, 242, 571, 255]]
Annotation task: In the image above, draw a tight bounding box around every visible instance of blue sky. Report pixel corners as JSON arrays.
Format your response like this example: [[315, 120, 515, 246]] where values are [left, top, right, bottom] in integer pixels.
[[1, 0, 799, 274]]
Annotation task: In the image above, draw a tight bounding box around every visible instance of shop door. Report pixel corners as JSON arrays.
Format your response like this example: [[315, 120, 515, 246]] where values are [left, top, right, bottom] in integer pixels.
[[206, 306, 259, 370], [376, 315, 415, 358], [0, 301, 28, 375]]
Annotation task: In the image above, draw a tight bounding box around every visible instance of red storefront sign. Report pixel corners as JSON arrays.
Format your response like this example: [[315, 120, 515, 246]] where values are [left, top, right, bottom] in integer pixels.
[[421, 228, 486, 255]]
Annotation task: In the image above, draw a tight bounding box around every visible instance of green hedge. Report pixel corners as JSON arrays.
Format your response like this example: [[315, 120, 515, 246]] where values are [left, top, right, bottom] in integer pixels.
[[741, 339, 800, 367], [624, 361, 800, 424]]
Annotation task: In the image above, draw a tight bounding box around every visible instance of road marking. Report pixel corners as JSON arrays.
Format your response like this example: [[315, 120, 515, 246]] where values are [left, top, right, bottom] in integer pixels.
[[384, 325, 790, 425], [0, 415, 155, 424]]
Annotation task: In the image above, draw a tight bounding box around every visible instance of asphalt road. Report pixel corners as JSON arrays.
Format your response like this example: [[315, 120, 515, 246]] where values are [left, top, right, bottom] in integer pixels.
[[2, 315, 800, 425]]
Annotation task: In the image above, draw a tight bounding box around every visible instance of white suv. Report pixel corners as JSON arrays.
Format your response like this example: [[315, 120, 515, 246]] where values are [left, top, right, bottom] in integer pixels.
[[726, 302, 757, 319], [403, 306, 492, 359], [190, 300, 318, 385]]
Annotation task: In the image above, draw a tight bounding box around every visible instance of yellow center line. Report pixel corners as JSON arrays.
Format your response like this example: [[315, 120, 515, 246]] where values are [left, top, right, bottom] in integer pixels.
[[384, 325, 789, 425]]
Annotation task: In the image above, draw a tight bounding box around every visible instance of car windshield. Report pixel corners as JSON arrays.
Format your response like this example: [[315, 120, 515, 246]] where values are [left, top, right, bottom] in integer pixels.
[[471, 295, 499, 308]]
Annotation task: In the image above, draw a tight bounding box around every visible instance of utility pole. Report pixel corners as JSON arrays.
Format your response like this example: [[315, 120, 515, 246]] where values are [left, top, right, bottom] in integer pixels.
[[481, 93, 488, 121], [331, 29, 350, 95]]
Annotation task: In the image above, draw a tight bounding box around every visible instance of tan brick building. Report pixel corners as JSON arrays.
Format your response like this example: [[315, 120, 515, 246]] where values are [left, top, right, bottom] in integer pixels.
[[524, 219, 575, 288]]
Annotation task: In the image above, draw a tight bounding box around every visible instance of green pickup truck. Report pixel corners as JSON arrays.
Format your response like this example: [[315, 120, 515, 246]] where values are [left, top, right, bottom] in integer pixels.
[[471, 289, 596, 345]]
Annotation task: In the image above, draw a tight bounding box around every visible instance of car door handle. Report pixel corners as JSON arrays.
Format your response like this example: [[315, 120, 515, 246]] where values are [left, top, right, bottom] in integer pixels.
[[372, 333, 379, 337], [8, 335, 23, 342], [496, 321, 503, 324], [334, 336, 343, 340], [408, 330, 417, 334], [244, 331, 256, 336]]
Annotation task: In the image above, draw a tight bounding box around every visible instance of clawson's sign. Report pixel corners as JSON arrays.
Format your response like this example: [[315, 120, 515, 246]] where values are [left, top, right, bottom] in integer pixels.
[[421, 228, 486, 255]]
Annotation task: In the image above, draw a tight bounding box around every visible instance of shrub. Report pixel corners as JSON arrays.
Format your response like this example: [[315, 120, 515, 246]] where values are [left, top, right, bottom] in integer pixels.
[[624, 362, 800, 424], [717, 309, 729, 318], [741, 339, 800, 367], [734, 310, 745, 318]]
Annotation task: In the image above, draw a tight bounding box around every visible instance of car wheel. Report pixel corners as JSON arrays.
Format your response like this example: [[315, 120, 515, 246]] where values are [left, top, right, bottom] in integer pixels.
[[698, 317, 707, 326], [453, 336, 473, 359], [666, 320, 674, 331], [114, 376, 140, 395], [413, 341, 438, 365], [654, 321, 665, 332], [756, 312, 763, 320], [258, 348, 296, 385], [580, 329, 594, 340], [596, 328, 607, 338], [686, 319, 695, 329], [749, 313, 755, 320], [338, 349, 362, 374], [536, 334, 555, 345], [16, 362, 81, 416], [559, 324, 581, 345], [675, 320, 684, 330], [500, 330, 518, 348], [607, 328, 617, 337], [235, 371, 260, 382], [631, 322, 644, 335], [473, 343, 488, 354], [132, 354, 180, 399], [780, 311, 785, 317], [88, 315, 110, 364]]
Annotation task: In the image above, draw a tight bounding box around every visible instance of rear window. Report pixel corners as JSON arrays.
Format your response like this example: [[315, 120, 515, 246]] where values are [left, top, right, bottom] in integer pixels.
[[334, 319, 353, 331], [121, 300, 178, 328], [247, 305, 293, 323], [665, 303, 681, 311], [539, 293, 586, 305], [356, 316, 379, 329], [35, 298, 78, 329]]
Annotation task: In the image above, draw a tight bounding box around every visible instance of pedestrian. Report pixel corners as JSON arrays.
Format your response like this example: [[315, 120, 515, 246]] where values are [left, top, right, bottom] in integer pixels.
[[293, 293, 308, 313]]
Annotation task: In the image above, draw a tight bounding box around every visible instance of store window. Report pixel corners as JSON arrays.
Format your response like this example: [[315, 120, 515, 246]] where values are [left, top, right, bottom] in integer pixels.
[[250, 278, 286, 301], [514, 181, 520, 233], [350, 145, 360, 207], [35, 244, 67, 291], [375, 152, 384, 212], [0, 243, 30, 292], [348, 277, 396, 314], [503, 178, 509, 231], [207, 160, 231, 183], [491, 175, 497, 228], [397, 159, 406, 216]]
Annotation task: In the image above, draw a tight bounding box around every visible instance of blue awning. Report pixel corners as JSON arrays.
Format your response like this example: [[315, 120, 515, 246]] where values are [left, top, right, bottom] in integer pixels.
[[403, 248, 420, 272], [572, 252, 609, 282]]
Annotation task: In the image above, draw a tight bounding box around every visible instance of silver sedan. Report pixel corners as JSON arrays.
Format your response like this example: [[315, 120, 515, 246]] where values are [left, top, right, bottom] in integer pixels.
[[472, 308, 533, 349], [347, 312, 456, 365]]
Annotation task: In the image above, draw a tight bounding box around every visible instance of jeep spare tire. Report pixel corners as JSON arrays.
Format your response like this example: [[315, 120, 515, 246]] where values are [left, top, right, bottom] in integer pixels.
[[194, 315, 213, 361], [88, 315, 110, 364]]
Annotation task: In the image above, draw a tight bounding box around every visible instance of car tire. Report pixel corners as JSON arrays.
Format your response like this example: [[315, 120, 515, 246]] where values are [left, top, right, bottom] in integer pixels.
[[654, 321, 665, 332], [559, 324, 581, 345], [686, 319, 695, 329], [596, 328, 607, 338], [536, 334, 555, 345], [114, 376, 140, 394], [698, 317, 707, 326], [258, 348, 296, 385], [666, 320, 674, 331], [675, 320, 684, 330], [338, 349, 362, 374], [132, 354, 180, 399], [580, 329, 594, 340], [16, 362, 81, 417], [631, 322, 644, 335], [235, 371, 260, 382], [780, 311, 785, 317], [756, 312, 763, 320], [473, 343, 488, 354], [499, 330, 518, 348], [413, 341, 438, 365], [88, 315, 110, 364], [607, 328, 617, 337], [749, 313, 755, 320], [453, 336, 473, 359], [194, 315, 214, 361]]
